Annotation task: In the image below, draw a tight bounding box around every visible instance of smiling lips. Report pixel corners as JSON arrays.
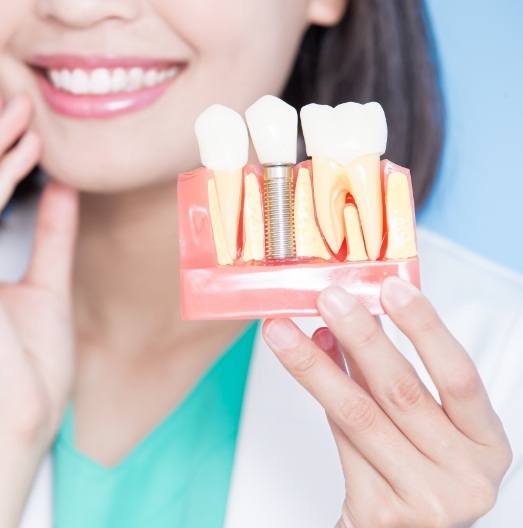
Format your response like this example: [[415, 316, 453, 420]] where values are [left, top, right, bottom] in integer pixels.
[[32, 56, 184, 118]]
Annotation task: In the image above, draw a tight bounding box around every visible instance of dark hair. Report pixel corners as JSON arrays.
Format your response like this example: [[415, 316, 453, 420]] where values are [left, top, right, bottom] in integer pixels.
[[11, 0, 443, 207], [282, 0, 444, 207]]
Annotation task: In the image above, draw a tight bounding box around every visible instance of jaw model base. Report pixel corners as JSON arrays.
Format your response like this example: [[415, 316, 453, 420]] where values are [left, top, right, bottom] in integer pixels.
[[178, 160, 419, 320], [181, 259, 419, 319]]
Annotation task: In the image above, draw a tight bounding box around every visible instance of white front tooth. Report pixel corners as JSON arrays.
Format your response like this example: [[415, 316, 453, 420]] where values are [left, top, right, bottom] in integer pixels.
[[111, 68, 127, 92], [245, 95, 297, 164], [90, 68, 111, 95], [71, 69, 89, 95], [157, 70, 167, 83], [49, 70, 62, 89], [195, 104, 249, 260], [127, 67, 144, 91], [143, 69, 158, 87], [61, 69, 73, 92], [301, 102, 387, 260]]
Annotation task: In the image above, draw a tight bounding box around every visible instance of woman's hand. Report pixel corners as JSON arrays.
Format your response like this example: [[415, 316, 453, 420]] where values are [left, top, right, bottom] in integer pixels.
[[262, 278, 512, 528], [0, 94, 78, 526]]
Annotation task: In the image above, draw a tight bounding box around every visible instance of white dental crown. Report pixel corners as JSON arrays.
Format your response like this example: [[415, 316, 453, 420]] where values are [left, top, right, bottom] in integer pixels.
[[195, 104, 249, 171], [300, 102, 387, 167]]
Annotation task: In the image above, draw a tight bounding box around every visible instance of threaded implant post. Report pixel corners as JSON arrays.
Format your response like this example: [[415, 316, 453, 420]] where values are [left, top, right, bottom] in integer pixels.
[[263, 163, 296, 260]]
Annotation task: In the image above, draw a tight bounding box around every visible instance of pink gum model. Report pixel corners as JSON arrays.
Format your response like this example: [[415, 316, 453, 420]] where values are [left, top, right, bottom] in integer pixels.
[[178, 159, 419, 320]]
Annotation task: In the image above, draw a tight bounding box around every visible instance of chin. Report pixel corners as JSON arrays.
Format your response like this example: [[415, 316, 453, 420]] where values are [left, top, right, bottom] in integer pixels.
[[40, 146, 178, 194], [36, 125, 201, 194]]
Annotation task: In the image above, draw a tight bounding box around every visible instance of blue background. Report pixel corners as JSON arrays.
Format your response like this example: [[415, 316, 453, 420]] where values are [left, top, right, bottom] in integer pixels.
[[418, 0, 523, 273]]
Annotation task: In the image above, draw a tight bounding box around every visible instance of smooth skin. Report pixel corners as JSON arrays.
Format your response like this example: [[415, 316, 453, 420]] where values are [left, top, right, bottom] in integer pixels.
[[0, 0, 512, 526], [263, 282, 512, 527]]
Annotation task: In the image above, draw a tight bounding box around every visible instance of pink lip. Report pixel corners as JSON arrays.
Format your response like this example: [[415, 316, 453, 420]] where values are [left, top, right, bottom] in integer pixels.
[[31, 55, 184, 119]]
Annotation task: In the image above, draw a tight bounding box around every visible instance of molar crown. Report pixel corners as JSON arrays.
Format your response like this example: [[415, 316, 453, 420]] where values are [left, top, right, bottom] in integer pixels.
[[194, 104, 249, 171], [300, 102, 387, 166]]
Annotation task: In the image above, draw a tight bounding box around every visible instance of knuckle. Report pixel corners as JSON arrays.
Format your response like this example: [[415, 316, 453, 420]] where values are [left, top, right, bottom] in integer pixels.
[[465, 476, 498, 519], [374, 508, 404, 528], [498, 442, 514, 474], [337, 393, 377, 433], [383, 370, 426, 412], [444, 363, 482, 400], [289, 349, 321, 381], [351, 321, 381, 350], [414, 309, 441, 337]]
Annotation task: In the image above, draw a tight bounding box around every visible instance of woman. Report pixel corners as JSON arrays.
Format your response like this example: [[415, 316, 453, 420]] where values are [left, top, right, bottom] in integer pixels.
[[0, 0, 519, 526]]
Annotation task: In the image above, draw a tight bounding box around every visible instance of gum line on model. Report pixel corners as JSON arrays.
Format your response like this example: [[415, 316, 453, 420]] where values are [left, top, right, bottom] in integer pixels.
[[178, 96, 419, 320]]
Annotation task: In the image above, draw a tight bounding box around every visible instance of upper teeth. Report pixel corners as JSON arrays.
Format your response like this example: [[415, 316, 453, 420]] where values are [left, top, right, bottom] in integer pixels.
[[245, 95, 298, 165], [47, 66, 179, 95], [301, 102, 388, 260]]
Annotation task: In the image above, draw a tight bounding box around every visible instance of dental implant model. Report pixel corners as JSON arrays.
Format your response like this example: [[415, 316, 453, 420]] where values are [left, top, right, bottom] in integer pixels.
[[178, 97, 419, 319], [245, 96, 297, 260]]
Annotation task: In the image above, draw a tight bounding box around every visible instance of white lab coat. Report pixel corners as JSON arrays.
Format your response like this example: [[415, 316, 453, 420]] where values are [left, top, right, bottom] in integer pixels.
[[1, 199, 522, 527]]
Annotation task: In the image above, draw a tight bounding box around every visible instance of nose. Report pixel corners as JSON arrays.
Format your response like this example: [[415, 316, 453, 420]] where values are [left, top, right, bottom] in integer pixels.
[[36, 0, 140, 28]]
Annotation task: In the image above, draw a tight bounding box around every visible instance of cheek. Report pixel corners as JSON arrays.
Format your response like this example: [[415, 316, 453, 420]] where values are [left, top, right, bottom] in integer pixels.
[[159, 0, 310, 100], [0, 5, 30, 48]]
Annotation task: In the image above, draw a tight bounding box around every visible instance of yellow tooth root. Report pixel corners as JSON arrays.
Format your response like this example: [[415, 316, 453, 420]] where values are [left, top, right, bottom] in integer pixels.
[[385, 172, 418, 260], [343, 204, 368, 262], [294, 168, 330, 260], [242, 173, 265, 262], [312, 154, 383, 260], [213, 169, 243, 260], [208, 178, 234, 266]]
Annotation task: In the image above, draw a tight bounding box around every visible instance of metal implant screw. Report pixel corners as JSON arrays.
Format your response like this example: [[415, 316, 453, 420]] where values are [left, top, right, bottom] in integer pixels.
[[263, 163, 296, 260]]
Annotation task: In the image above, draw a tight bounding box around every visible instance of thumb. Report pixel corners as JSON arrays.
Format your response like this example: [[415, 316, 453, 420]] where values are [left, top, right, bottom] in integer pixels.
[[24, 180, 78, 297]]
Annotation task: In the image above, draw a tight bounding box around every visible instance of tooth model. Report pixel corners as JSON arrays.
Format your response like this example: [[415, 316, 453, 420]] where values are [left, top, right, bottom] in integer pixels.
[[301, 102, 387, 260], [194, 104, 249, 263], [178, 98, 419, 320], [245, 95, 298, 260]]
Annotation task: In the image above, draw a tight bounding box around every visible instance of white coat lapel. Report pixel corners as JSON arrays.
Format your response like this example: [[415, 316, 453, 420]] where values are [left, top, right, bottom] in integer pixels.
[[225, 320, 345, 528], [19, 456, 53, 528]]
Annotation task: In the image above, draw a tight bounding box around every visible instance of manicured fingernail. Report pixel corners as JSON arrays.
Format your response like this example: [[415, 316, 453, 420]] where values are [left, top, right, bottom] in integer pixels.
[[381, 276, 418, 308], [264, 319, 298, 349], [318, 286, 357, 317]]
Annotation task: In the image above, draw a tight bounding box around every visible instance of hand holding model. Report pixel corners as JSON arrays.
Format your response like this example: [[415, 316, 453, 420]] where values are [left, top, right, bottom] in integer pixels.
[[0, 94, 78, 526], [180, 95, 513, 526], [263, 282, 512, 528]]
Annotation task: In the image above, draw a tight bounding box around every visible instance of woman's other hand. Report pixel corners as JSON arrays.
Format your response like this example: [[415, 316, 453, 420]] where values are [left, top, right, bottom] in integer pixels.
[[0, 93, 78, 526], [0, 94, 40, 206], [262, 278, 512, 528]]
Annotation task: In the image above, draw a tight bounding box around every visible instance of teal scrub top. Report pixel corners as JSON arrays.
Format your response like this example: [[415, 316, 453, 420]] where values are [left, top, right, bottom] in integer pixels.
[[53, 323, 257, 528]]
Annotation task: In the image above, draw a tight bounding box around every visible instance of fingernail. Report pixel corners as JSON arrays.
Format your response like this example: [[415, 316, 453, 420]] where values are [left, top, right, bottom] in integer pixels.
[[264, 319, 298, 350], [312, 326, 335, 352], [312, 327, 346, 372], [381, 276, 418, 308], [318, 286, 357, 318]]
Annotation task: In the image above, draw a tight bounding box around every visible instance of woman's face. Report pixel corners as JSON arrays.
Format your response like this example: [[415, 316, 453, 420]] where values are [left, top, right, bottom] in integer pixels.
[[0, 0, 345, 192]]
